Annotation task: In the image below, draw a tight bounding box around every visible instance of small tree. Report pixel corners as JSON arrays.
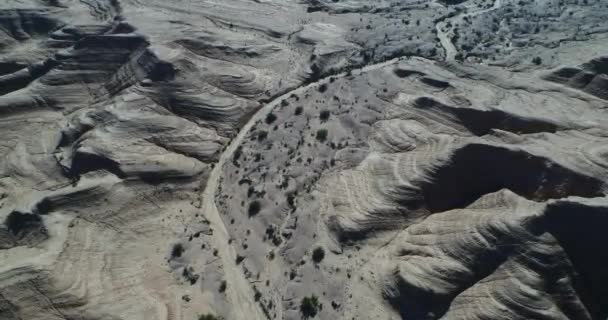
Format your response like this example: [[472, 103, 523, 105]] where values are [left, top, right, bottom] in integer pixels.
[[257, 130, 268, 141], [265, 112, 277, 124], [300, 295, 320, 318], [318, 83, 328, 93], [295, 106, 304, 115], [248, 200, 261, 216], [316, 129, 328, 142], [312, 247, 325, 263], [219, 280, 227, 293], [171, 243, 184, 258], [532, 56, 542, 65], [319, 110, 330, 122]]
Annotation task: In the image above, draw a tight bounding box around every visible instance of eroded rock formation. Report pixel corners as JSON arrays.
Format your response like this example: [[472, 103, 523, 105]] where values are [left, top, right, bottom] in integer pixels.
[[0, 0, 607, 320]]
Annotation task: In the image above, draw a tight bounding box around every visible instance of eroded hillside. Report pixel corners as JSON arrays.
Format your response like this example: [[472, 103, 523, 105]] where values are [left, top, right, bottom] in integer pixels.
[[0, 0, 607, 320]]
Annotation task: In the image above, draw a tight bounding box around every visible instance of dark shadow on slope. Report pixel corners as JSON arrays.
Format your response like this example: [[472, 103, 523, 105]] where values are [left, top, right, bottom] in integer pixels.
[[421, 144, 604, 213], [543, 56, 608, 100], [5, 211, 43, 235], [393, 68, 425, 78], [454, 107, 558, 135], [69, 151, 126, 179], [545, 201, 608, 320], [1, 211, 48, 249], [0, 10, 64, 41], [420, 77, 451, 89], [385, 205, 537, 320], [0, 59, 57, 96], [413, 96, 558, 135], [0, 62, 26, 76]]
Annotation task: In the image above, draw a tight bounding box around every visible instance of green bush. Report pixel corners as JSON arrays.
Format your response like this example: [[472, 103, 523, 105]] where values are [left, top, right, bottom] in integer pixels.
[[295, 106, 303, 115], [257, 130, 268, 141], [318, 83, 328, 93], [171, 243, 184, 258], [300, 295, 320, 318], [248, 200, 261, 216], [265, 112, 277, 124], [316, 129, 328, 142], [319, 110, 330, 121], [312, 247, 325, 263], [254, 289, 262, 302]]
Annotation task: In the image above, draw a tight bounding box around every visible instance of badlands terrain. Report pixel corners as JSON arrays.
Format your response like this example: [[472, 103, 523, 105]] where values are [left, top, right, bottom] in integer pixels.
[[1, 0, 608, 319]]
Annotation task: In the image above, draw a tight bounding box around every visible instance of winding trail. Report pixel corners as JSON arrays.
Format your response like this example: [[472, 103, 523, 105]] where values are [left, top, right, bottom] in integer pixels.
[[199, 57, 403, 319], [435, 0, 503, 61], [436, 20, 458, 61]]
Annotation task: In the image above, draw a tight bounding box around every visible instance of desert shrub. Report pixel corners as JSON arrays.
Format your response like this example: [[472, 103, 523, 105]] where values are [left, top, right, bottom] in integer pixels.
[[312, 247, 325, 263], [198, 314, 223, 320], [219, 280, 227, 293], [257, 130, 268, 141], [295, 106, 303, 115], [254, 289, 262, 302], [233, 146, 242, 166], [236, 254, 245, 264], [265, 112, 277, 124], [182, 266, 199, 285], [248, 200, 261, 216], [319, 110, 330, 121], [532, 56, 542, 65], [318, 83, 328, 93], [171, 243, 184, 258], [316, 129, 328, 142], [300, 295, 320, 318]]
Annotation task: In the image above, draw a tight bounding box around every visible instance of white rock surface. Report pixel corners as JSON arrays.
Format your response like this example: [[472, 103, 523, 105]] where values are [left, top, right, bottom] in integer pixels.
[[0, 1, 607, 320]]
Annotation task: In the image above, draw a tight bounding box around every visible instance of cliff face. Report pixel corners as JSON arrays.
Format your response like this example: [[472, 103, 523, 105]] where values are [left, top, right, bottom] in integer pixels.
[[0, 1, 607, 320]]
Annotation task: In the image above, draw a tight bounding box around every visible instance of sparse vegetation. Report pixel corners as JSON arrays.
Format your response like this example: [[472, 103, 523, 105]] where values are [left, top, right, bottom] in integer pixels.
[[295, 106, 303, 115], [236, 254, 245, 264], [233, 146, 242, 166], [265, 112, 277, 124], [254, 288, 262, 301], [219, 280, 227, 293], [264, 224, 282, 246], [257, 130, 268, 141], [248, 200, 261, 216], [171, 243, 184, 258], [182, 266, 199, 285], [300, 295, 320, 318], [312, 247, 325, 263], [316, 129, 328, 142], [319, 110, 330, 122], [198, 314, 223, 320], [318, 83, 328, 93]]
